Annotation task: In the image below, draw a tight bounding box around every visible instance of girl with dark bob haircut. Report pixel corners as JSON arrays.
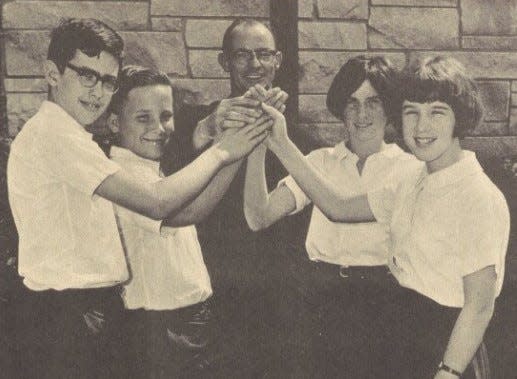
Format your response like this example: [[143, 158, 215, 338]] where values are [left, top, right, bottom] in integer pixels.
[[399, 56, 483, 137], [326, 55, 399, 124]]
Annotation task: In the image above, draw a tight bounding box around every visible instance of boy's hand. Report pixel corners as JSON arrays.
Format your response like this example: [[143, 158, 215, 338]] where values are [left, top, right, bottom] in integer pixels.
[[213, 114, 273, 165], [260, 102, 288, 152]]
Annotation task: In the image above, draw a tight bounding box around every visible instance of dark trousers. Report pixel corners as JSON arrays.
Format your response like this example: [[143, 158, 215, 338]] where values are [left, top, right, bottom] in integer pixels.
[[12, 286, 127, 379], [380, 287, 476, 379], [125, 300, 212, 379]]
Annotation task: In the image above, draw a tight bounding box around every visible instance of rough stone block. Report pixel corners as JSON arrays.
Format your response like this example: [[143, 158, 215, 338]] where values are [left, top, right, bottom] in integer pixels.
[[298, 0, 314, 18], [461, 0, 517, 35], [462, 36, 517, 50], [409, 52, 517, 79], [466, 122, 507, 137], [369, 7, 459, 49], [299, 51, 407, 93], [371, 0, 456, 6], [509, 108, 517, 135], [151, 17, 182, 32], [511, 81, 517, 93], [7, 93, 46, 137], [185, 20, 233, 48], [318, 0, 368, 20], [477, 81, 510, 122], [5, 78, 47, 93], [189, 50, 229, 78], [461, 136, 517, 160], [120, 32, 187, 76], [5, 31, 49, 76], [299, 95, 336, 123], [298, 123, 348, 148], [151, 0, 269, 17], [299, 21, 367, 50], [171, 79, 230, 107], [2, 1, 148, 30]]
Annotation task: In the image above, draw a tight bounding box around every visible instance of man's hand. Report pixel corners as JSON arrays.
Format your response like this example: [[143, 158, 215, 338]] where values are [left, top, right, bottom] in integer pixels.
[[206, 96, 262, 134], [212, 114, 273, 165], [245, 85, 288, 114]]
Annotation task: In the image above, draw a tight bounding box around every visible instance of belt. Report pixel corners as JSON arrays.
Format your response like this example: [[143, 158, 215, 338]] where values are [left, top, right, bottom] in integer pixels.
[[313, 261, 393, 282]]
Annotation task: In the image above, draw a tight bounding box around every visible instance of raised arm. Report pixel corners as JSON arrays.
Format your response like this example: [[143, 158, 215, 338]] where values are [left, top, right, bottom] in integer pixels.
[[435, 266, 496, 379], [261, 103, 374, 223], [96, 121, 269, 220], [244, 143, 297, 231], [166, 115, 273, 226]]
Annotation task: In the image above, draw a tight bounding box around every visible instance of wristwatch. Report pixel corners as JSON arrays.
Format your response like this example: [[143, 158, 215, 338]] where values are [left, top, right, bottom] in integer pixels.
[[438, 361, 462, 377]]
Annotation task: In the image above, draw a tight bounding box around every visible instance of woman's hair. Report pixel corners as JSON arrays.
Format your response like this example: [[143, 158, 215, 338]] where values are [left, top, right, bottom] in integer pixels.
[[398, 56, 483, 137], [108, 65, 171, 115], [326, 55, 399, 124]]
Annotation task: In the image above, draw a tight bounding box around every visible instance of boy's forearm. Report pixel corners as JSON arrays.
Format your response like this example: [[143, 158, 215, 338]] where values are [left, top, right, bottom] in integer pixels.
[[164, 159, 243, 226], [192, 116, 215, 151], [243, 145, 271, 230]]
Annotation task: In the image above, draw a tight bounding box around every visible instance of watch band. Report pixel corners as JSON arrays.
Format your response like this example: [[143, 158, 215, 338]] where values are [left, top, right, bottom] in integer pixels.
[[438, 361, 462, 377]]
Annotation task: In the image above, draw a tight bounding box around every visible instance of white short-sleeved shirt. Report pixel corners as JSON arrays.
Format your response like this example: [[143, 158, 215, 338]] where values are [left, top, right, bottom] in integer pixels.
[[7, 101, 128, 291], [110, 146, 212, 311], [368, 151, 510, 307], [279, 142, 422, 267]]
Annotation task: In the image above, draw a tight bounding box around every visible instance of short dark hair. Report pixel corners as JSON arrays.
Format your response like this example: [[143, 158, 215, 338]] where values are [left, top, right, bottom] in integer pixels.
[[48, 18, 124, 73], [108, 65, 171, 115], [221, 18, 277, 54], [399, 56, 483, 137], [326, 56, 399, 124]]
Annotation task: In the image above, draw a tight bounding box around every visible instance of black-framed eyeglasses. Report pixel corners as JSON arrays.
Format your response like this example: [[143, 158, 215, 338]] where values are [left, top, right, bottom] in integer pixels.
[[66, 63, 119, 93], [230, 49, 278, 65]]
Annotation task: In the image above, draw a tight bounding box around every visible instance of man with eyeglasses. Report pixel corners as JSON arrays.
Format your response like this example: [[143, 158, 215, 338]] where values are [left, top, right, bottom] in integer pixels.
[[160, 18, 289, 376], [7, 18, 268, 379]]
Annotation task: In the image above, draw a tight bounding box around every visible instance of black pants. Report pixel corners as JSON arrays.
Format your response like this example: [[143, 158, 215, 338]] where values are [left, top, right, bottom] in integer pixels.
[[12, 286, 127, 379], [124, 300, 212, 379], [379, 286, 476, 379]]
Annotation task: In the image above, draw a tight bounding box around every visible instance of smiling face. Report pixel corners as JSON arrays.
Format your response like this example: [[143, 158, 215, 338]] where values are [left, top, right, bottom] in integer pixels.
[[49, 50, 119, 126], [117, 84, 174, 161], [343, 80, 387, 149], [402, 100, 462, 172], [221, 23, 281, 95]]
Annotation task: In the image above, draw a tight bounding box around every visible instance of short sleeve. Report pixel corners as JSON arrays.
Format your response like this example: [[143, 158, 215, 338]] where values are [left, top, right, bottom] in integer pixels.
[[458, 191, 510, 278], [115, 204, 163, 235], [277, 175, 310, 214], [276, 149, 327, 215], [42, 130, 120, 197], [367, 182, 398, 224]]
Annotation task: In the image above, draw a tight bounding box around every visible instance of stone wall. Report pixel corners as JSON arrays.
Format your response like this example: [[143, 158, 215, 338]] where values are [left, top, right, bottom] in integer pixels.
[[298, 0, 517, 160], [1, 0, 269, 138]]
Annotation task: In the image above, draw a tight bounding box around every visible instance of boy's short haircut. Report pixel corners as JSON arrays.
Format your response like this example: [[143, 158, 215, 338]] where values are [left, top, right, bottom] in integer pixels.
[[326, 55, 399, 124], [221, 18, 277, 54], [399, 56, 483, 137], [108, 65, 172, 115], [47, 18, 124, 73]]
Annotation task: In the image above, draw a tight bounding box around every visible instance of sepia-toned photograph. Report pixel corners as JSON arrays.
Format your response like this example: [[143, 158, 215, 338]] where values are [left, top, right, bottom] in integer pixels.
[[1, 1, 516, 378]]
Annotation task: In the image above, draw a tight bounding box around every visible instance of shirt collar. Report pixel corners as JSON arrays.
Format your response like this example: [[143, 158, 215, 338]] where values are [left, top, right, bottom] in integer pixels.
[[418, 150, 482, 192], [333, 141, 403, 161], [110, 145, 161, 172], [39, 100, 92, 137]]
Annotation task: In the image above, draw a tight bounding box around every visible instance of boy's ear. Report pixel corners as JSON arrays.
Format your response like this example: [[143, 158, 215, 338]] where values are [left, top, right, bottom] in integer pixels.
[[218, 52, 230, 72], [107, 113, 120, 134], [44, 60, 61, 87]]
